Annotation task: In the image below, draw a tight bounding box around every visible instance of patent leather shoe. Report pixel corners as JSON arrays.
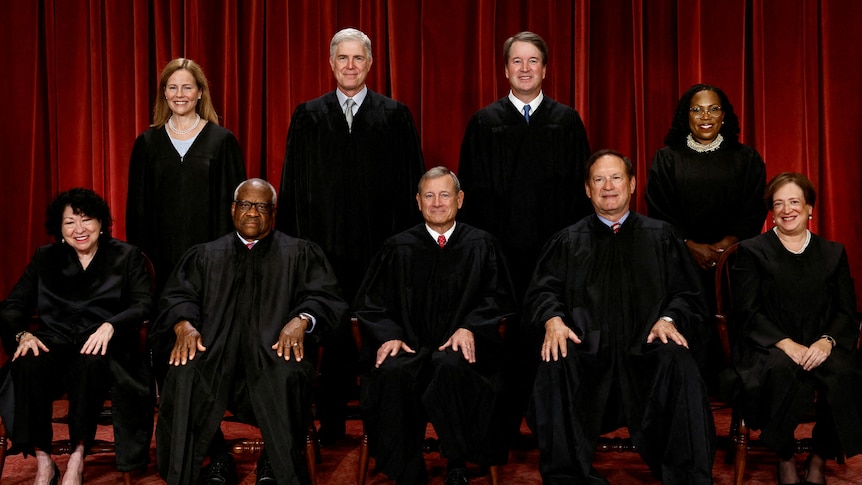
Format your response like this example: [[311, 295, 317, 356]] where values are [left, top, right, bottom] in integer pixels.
[[445, 467, 468, 485], [256, 450, 277, 484], [205, 453, 237, 485]]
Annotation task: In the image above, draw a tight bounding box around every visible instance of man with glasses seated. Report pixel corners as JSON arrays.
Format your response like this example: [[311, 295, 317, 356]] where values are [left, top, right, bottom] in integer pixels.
[[150, 178, 348, 485]]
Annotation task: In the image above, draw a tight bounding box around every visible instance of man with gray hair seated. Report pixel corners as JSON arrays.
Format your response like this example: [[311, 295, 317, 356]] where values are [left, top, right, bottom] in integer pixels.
[[355, 167, 517, 484]]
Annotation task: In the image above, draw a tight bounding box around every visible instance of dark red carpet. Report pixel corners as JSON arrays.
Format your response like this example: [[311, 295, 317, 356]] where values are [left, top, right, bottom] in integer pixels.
[[2, 403, 861, 484]]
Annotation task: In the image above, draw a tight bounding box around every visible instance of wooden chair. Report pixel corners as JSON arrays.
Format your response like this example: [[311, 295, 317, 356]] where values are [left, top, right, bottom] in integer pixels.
[[0, 252, 157, 485], [351, 317, 501, 485], [225, 423, 320, 485], [713, 243, 861, 485]]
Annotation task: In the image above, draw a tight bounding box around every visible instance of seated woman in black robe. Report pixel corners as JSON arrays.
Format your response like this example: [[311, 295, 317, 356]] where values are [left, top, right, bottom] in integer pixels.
[[729, 172, 862, 484], [0, 188, 154, 485]]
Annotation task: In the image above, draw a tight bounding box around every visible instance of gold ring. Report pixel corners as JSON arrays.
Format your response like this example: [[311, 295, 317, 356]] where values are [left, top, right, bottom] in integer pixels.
[[292, 343, 298, 346]]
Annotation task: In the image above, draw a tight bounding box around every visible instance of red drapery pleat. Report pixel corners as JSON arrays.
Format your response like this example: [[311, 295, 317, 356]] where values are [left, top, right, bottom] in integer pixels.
[[1, 0, 861, 305]]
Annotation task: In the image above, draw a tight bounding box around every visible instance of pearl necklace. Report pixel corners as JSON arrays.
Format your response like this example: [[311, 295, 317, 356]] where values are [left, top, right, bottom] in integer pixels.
[[168, 114, 201, 135], [686, 133, 723, 153]]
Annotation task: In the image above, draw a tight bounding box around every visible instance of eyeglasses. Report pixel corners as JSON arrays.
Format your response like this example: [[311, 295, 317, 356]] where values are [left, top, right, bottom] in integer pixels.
[[689, 105, 723, 117], [234, 200, 274, 214]]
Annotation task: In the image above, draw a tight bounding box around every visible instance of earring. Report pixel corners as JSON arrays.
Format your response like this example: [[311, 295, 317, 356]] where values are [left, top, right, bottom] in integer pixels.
[[808, 215, 813, 220]]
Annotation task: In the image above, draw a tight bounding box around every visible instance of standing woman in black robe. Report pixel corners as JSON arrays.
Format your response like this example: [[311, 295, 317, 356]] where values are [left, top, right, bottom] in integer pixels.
[[0, 188, 154, 485], [646, 84, 767, 307], [127, 58, 247, 293], [730, 172, 862, 484]]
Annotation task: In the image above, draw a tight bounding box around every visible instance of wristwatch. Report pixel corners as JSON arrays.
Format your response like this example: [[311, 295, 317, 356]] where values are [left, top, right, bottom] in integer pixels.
[[660, 316, 675, 325], [15, 331, 29, 343], [820, 335, 836, 348]]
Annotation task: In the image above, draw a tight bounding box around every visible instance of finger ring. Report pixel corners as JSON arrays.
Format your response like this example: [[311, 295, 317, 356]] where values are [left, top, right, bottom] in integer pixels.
[[292, 343, 298, 346], [711, 261, 717, 267]]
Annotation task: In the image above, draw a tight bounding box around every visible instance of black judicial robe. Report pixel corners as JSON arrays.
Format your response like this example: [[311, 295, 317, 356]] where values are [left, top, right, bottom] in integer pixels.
[[646, 142, 766, 245], [729, 231, 862, 456], [0, 238, 155, 470], [151, 231, 347, 485], [525, 213, 714, 483], [458, 96, 591, 295], [278, 89, 425, 301], [126, 123, 246, 292], [355, 223, 517, 474]]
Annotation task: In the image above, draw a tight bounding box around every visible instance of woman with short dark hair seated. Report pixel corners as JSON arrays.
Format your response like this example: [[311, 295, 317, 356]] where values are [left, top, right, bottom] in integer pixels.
[[728, 172, 862, 484], [0, 188, 154, 485]]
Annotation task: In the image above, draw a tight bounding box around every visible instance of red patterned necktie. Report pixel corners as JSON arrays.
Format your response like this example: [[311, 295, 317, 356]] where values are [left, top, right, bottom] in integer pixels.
[[437, 234, 446, 248], [246, 242, 255, 249], [611, 222, 621, 234]]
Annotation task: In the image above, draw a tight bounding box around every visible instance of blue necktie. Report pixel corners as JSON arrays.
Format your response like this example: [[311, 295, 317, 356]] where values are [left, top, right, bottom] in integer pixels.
[[523, 105, 531, 124]]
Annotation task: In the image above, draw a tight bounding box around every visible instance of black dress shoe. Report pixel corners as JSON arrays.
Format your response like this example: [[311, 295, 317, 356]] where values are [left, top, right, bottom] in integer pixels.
[[256, 450, 277, 484], [445, 467, 469, 485], [204, 454, 237, 485]]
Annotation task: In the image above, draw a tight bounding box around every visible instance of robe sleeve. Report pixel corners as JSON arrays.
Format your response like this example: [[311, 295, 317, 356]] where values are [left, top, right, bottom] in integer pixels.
[[389, 107, 425, 233], [645, 149, 686, 238], [126, 133, 153, 252], [353, 243, 407, 346], [104, 247, 155, 329], [654, 231, 709, 337], [457, 239, 517, 341], [286, 242, 347, 336], [210, 131, 247, 240], [728, 148, 767, 239], [524, 232, 586, 335], [150, 245, 207, 353], [278, 104, 310, 238], [821, 246, 858, 350], [0, 250, 40, 352], [732, 243, 789, 348]]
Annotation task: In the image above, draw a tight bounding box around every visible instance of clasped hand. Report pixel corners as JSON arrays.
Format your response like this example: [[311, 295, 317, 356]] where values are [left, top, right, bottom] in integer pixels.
[[776, 338, 832, 371]]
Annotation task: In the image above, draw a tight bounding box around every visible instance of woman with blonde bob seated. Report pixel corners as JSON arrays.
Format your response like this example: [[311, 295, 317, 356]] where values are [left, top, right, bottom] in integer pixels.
[[729, 172, 862, 484], [0, 188, 154, 485]]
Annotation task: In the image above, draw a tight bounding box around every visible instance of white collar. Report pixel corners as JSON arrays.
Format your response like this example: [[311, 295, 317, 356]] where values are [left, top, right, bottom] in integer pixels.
[[425, 221, 457, 243], [336, 86, 369, 110], [508, 91, 543, 116]]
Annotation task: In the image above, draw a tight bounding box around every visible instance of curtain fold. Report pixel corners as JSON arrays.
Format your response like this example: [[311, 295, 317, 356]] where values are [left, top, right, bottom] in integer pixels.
[[1, 0, 860, 305]]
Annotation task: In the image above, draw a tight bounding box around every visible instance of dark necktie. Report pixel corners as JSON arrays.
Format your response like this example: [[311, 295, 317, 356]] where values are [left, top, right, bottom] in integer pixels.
[[437, 234, 446, 248], [345, 98, 356, 132], [611, 222, 621, 234], [523, 104, 531, 124]]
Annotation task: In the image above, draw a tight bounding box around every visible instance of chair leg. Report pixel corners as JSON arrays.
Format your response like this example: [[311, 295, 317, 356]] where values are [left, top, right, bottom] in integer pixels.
[[0, 418, 7, 478], [305, 424, 318, 485], [122, 471, 132, 485], [358, 433, 370, 485], [733, 418, 749, 485], [488, 464, 499, 485]]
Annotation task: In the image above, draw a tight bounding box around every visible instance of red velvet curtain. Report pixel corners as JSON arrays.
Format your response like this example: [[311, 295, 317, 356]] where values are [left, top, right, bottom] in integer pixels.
[[2, 0, 861, 304]]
